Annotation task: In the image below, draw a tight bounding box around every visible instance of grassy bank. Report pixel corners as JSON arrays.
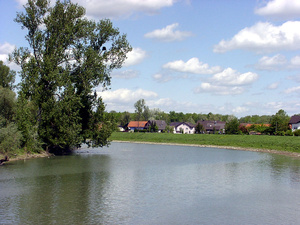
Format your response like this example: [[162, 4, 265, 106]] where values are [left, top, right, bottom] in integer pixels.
[[110, 132, 300, 153]]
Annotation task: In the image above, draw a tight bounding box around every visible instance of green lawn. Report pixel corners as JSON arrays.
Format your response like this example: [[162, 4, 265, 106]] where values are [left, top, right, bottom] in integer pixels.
[[110, 132, 300, 153]]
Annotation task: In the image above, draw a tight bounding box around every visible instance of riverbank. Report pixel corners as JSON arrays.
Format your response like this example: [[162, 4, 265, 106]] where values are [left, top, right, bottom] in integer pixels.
[[110, 132, 300, 158], [0, 151, 52, 165]]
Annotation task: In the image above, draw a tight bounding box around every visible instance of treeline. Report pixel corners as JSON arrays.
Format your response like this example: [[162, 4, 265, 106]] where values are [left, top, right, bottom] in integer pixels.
[[108, 99, 299, 136]]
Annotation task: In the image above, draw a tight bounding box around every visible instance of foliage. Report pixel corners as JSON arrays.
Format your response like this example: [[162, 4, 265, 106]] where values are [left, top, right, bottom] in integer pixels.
[[293, 129, 300, 136], [270, 109, 290, 134], [0, 123, 22, 157], [10, 0, 131, 154], [225, 117, 239, 134], [195, 123, 205, 134], [0, 61, 16, 90], [0, 87, 16, 126], [134, 99, 149, 121]]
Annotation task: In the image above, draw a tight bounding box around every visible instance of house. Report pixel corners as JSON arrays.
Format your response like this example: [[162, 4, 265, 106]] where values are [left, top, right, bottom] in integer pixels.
[[145, 120, 167, 132], [170, 122, 195, 134], [127, 121, 148, 131], [197, 120, 226, 134], [289, 115, 300, 132]]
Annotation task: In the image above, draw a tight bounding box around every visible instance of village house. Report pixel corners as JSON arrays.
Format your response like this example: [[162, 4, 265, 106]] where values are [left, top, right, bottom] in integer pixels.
[[289, 115, 300, 132], [197, 120, 226, 134], [170, 122, 195, 134], [126, 121, 148, 131], [145, 120, 167, 132]]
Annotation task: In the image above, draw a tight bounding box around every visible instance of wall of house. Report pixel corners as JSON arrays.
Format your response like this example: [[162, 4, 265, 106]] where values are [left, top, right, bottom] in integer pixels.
[[173, 124, 195, 134], [292, 122, 300, 131]]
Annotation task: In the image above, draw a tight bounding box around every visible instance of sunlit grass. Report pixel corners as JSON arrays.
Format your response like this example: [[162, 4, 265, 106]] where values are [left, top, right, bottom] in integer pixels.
[[110, 132, 300, 153]]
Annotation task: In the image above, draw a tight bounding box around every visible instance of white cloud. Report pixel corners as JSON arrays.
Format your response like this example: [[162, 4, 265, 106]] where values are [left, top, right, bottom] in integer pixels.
[[214, 21, 300, 53], [290, 55, 300, 67], [194, 68, 258, 95], [144, 23, 193, 42], [17, 0, 177, 19], [232, 106, 249, 114], [210, 68, 258, 86], [284, 86, 300, 94], [124, 48, 147, 67], [267, 82, 279, 90], [194, 83, 245, 95], [72, 0, 176, 19], [0, 42, 20, 71], [255, 0, 300, 20], [163, 57, 222, 74], [98, 88, 158, 104], [152, 73, 174, 83], [111, 70, 139, 79], [255, 54, 287, 70], [254, 54, 300, 71]]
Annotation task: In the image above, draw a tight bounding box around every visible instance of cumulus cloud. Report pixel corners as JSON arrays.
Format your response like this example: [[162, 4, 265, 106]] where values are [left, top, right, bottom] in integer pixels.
[[255, 54, 287, 70], [111, 70, 139, 79], [163, 57, 222, 74], [254, 54, 300, 71], [194, 68, 258, 95], [73, 0, 176, 19], [17, 0, 177, 18], [214, 21, 300, 53], [98, 88, 158, 104], [255, 0, 300, 20], [124, 48, 147, 67], [144, 23, 193, 42], [0, 42, 20, 71]]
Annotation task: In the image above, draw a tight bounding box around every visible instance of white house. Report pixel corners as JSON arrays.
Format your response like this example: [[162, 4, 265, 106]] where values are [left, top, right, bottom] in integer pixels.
[[289, 115, 300, 132], [170, 122, 195, 134]]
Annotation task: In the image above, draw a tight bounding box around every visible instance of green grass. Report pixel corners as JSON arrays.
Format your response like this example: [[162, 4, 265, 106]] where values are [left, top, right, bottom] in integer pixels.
[[110, 132, 300, 153]]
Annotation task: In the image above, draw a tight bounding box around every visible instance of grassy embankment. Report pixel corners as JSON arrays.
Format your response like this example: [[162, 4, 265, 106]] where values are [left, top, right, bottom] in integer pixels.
[[110, 132, 300, 154]]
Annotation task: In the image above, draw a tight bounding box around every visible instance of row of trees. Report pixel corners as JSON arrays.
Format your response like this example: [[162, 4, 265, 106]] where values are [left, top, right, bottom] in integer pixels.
[[0, 0, 131, 158], [109, 99, 298, 136]]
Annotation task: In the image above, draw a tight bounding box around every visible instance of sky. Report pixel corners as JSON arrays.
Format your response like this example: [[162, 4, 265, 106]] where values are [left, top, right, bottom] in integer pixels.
[[1, 0, 300, 118]]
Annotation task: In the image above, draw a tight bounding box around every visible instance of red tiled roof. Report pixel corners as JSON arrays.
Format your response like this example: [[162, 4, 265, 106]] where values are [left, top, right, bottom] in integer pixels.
[[128, 121, 148, 128]]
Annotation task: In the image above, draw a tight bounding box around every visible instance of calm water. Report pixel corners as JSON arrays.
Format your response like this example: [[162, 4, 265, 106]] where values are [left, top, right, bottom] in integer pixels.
[[1, 142, 300, 225]]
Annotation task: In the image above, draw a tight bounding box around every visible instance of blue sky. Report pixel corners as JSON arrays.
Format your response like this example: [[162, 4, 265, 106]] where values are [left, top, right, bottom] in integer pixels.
[[1, 0, 300, 117]]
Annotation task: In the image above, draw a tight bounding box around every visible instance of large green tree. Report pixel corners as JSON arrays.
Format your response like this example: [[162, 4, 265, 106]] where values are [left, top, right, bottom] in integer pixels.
[[0, 61, 16, 90], [10, 0, 131, 154], [270, 109, 290, 135]]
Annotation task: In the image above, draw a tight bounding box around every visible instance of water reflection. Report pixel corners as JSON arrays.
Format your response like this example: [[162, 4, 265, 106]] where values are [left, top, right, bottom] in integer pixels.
[[0, 142, 300, 224]]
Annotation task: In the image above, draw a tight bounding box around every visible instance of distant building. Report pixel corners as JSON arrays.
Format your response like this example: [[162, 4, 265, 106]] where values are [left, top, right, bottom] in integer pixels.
[[196, 120, 226, 134], [145, 120, 167, 132], [170, 122, 195, 134], [127, 121, 148, 131], [289, 115, 300, 132]]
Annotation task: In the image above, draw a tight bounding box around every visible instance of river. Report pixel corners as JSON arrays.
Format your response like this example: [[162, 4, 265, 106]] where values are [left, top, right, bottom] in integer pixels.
[[1, 142, 300, 224]]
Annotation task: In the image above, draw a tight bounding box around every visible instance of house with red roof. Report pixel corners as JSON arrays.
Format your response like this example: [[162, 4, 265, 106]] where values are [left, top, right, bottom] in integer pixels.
[[127, 121, 148, 131]]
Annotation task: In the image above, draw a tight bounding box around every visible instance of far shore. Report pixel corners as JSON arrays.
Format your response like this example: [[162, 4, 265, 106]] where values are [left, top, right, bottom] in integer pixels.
[[0, 151, 52, 165], [112, 140, 300, 158]]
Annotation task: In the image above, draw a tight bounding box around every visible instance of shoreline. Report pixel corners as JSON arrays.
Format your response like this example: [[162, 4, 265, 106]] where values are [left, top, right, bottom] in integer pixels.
[[0, 151, 53, 165], [112, 140, 300, 158]]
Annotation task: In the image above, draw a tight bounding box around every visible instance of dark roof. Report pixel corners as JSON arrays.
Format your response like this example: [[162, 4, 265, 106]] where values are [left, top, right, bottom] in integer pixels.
[[289, 115, 300, 124], [197, 120, 226, 130], [146, 120, 167, 130]]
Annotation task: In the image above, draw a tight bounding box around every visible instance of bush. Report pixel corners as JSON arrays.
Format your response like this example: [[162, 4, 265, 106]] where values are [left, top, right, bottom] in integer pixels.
[[285, 130, 293, 136], [0, 123, 22, 157], [293, 129, 300, 136]]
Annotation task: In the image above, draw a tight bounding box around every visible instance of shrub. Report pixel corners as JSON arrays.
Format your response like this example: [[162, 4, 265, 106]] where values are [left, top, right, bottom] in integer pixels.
[[285, 130, 293, 136], [293, 129, 300, 136]]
